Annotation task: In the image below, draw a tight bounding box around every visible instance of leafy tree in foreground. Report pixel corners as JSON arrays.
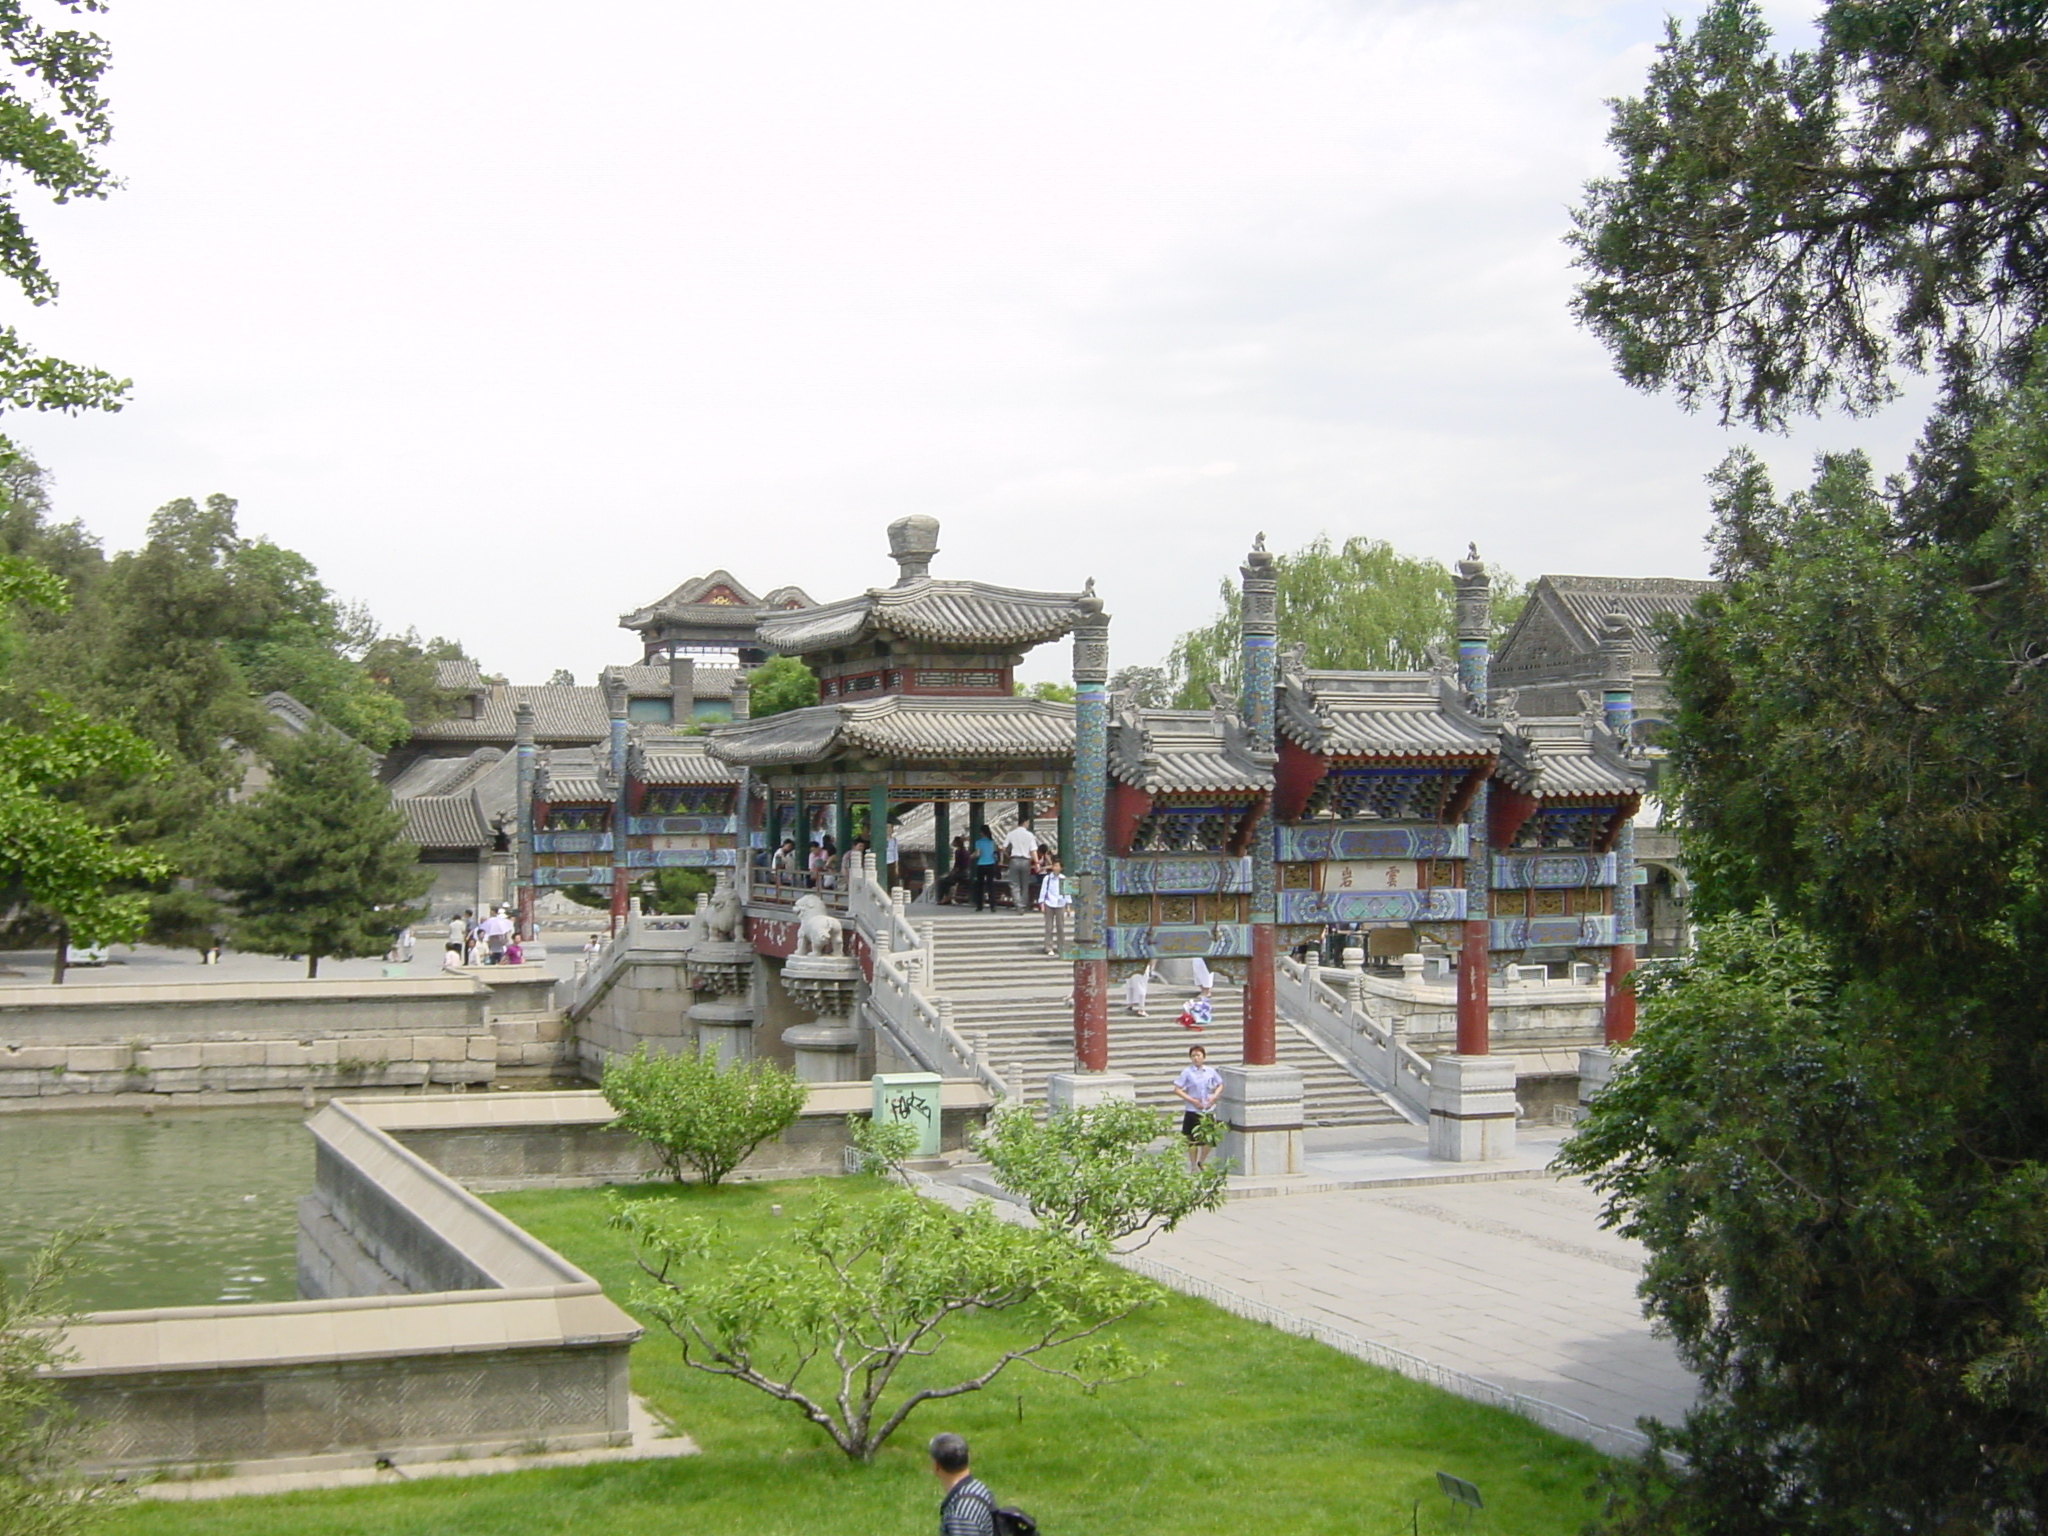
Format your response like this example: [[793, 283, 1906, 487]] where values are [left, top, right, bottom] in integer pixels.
[[1165, 535, 1526, 709], [0, 0, 129, 455], [976, 1101, 1227, 1253], [0, 556, 169, 982], [1571, 0, 2048, 430], [0, 1229, 125, 1536], [744, 655, 818, 720], [600, 1045, 808, 1186], [208, 727, 427, 978], [610, 1188, 1154, 1461]]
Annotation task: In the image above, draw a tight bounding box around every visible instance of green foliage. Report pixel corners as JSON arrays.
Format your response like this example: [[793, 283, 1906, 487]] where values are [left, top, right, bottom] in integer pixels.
[[0, 1, 129, 454], [1568, 350, 2048, 1530], [976, 1101, 1228, 1253], [1571, 0, 2048, 429], [101, 1177, 1616, 1536], [610, 1185, 1155, 1461], [362, 630, 472, 730], [0, 1228, 126, 1536], [1165, 535, 1527, 708], [1108, 665, 1170, 707], [600, 1045, 808, 1186], [206, 728, 428, 978], [1012, 680, 1075, 703], [846, 1113, 919, 1181], [641, 867, 715, 914], [139, 886, 223, 958], [0, 693, 169, 961], [744, 655, 818, 719]]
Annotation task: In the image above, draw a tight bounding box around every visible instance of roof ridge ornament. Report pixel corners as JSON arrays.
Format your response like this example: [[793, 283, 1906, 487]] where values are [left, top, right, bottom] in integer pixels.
[[886, 515, 941, 586]]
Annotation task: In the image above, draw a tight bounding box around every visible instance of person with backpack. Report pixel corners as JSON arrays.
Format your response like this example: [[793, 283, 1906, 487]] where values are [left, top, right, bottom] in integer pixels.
[[930, 1432, 1035, 1536]]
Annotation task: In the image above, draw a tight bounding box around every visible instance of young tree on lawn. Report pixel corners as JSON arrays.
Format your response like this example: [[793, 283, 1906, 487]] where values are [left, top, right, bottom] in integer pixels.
[[208, 727, 427, 978], [0, 1229, 127, 1536], [610, 1188, 1154, 1461], [976, 1100, 1227, 1253], [600, 1045, 807, 1186]]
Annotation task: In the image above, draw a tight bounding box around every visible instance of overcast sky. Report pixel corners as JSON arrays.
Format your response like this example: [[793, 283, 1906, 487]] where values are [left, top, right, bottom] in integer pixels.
[[6, 0, 1927, 686]]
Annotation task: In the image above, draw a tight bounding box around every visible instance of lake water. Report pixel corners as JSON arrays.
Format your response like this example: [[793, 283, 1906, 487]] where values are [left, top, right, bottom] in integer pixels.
[[0, 1105, 311, 1312]]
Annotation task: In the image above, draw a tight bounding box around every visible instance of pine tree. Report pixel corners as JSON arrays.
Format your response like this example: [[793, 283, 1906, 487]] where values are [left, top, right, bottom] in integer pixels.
[[209, 728, 428, 978]]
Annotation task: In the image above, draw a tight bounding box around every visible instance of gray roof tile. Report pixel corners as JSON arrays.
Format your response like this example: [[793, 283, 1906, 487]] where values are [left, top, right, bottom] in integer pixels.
[[757, 580, 1087, 654], [1277, 671, 1497, 761], [710, 697, 1076, 767], [1109, 707, 1272, 794]]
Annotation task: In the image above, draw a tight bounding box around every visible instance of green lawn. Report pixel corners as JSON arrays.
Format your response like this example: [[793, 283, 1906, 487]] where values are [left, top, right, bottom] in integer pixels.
[[104, 1180, 1612, 1536]]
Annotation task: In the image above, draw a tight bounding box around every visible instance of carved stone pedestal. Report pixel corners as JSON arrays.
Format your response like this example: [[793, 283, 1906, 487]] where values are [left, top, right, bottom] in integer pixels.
[[1427, 1054, 1518, 1162], [1218, 1064, 1304, 1177], [779, 953, 863, 1082], [688, 997, 756, 1064], [1045, 1071, 1137, 1115]]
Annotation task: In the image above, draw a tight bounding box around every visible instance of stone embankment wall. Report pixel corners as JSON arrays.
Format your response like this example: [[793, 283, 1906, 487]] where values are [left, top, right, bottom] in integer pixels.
[[0, 971, 572, 1102], [58, 1099, 639, 1476], [368, 1084, 995, 1192]]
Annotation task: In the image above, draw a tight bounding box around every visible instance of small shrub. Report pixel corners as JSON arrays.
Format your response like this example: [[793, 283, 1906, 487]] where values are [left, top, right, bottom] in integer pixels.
[[601, 1045, 808, 1186], [976, 1100, 1228, 1252], [846, 1113, 920, 1181]]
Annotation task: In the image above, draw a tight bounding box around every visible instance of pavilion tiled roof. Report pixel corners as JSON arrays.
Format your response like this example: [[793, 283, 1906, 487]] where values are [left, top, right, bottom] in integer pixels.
[[1276, 671, 1497, 761], [1108, 708, 1272, 795], [637, 746, 739, 785], [410, 686, 611, 744], [1494, 719, 1646, 801], [709, 697, 1076, 767], [400, 794, 495, 851], [609, 663, 741, 699], [756, 580, 1089, 655]]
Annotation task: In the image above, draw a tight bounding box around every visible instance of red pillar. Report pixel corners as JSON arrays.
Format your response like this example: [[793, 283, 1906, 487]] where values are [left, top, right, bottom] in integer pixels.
[[1244, 925, 1277, 1066], [1604, 945, 1637, 1044], [1455, 918, 1489, 1054], [1075, 958, 1108, 1070], [609, 868, 629, 934]]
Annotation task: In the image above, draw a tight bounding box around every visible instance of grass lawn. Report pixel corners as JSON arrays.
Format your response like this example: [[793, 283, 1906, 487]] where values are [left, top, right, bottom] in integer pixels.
[[103, 1179, 1614, 1536]]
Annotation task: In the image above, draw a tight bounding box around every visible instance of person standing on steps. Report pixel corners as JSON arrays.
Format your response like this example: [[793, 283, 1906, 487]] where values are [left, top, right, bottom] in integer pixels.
[[1003, 818, 1040, 912], [1174, 1045, 1224, 1171], [1036, 856, 1071, 956], [1125, 959, 1158, 1017], [971, 825, 1000, 911]]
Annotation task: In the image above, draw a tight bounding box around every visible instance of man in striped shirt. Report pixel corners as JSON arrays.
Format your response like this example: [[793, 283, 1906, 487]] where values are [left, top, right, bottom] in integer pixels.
[[931, 1432, 997, 1536]]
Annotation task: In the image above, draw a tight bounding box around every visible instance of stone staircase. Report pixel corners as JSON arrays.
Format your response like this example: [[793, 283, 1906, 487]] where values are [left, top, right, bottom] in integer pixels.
[[916, 910, 1410, 1127]]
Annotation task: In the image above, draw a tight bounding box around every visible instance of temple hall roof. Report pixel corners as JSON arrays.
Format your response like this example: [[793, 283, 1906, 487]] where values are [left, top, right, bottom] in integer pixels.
[[635, 744, 740, 786], [708, 697, 1076, 767], [1108, 707, 1272, 795], [756, 579, 1090, 656], [619, 570, 816, 633], [1276, 670, 1498, 762], [1494, 575, 1716, 680]]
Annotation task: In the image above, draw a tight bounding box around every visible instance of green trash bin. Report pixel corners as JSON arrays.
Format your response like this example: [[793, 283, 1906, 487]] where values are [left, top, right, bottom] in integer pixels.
[[871, 1072, 943, 1158]]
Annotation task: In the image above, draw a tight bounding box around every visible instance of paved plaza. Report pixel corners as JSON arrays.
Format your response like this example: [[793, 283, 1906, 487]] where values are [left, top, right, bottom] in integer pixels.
[[1131, 1126, 1697, 1453]]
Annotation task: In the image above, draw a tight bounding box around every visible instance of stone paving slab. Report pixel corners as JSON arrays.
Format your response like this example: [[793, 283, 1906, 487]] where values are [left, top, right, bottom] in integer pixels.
[[1138, 1147, 1697, 1452]]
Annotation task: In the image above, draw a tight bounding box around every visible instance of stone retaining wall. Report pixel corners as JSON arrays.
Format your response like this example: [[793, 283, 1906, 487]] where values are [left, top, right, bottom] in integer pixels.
[[0, 971, 572, 1101], [57, 1098, 640, 1476], [366, 1084, 996, 1192]]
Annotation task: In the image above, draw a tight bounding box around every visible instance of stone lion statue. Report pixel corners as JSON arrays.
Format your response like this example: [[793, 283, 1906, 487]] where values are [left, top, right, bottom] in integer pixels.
[[791, 892, 843, 957], [703, 884, 743, 942]]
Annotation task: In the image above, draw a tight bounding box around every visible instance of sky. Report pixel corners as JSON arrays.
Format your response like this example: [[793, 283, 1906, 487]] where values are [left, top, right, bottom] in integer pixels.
[[4, 0, 1930, 687]]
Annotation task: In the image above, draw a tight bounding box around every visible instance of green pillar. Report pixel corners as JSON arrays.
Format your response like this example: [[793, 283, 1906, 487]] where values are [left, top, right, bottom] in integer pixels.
[[1057, 780, 1073, 862], [835, 784, 852, 853]]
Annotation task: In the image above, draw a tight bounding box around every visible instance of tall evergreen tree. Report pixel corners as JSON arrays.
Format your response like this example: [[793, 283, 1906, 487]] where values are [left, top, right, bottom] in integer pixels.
[[208, 728, 428, 979], [1561, 3, 2048, 1530]]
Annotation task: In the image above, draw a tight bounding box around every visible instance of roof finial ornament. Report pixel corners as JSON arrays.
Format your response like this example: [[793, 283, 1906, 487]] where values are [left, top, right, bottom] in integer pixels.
[[1082, 576, 1096, 597], [885, 515, 941, 586], [1253, 531, 1267, 552]]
